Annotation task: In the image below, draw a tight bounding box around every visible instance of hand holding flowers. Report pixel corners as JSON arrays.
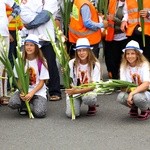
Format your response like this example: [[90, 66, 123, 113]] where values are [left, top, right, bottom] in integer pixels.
[[20, 92, 34, 102]]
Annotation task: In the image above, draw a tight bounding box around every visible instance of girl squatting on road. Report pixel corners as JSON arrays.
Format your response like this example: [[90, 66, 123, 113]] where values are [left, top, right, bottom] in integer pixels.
[[8, 34, 49, 118], [116, 40, 150, 120], [65, 38, 101, 118]]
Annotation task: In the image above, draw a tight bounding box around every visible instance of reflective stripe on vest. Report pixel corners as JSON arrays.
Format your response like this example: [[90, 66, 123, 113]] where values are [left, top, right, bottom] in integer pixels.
[[128, 8, 150, 14], [69, 27, 96, 36], [126, 0, 150, 36], [128, 18, 150, 24]]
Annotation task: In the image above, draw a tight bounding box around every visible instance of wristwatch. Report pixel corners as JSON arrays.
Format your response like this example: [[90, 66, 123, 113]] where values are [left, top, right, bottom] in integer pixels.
[[147, 11, 150, 18], [11, 13, 16, 18]]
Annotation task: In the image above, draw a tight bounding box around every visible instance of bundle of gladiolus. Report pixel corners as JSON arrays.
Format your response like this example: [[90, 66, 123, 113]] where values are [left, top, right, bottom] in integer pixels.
[[137, 0, 145, 47], [47, 17, 75, 120], [60, 0, 73, 37], [73, 79, 137, 98], [0, 35, 34, 119], [97, 0, 108, 19]]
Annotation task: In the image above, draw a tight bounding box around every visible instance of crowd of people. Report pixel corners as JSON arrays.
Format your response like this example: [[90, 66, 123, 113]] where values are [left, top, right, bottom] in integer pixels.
[[0, 0, 150, 120]]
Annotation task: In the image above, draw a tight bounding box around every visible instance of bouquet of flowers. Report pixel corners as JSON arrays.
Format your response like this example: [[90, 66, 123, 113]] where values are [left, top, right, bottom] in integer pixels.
[[47, 17, 75, 120], [60, 0, 73, 37], [0, 35, 34, 118], [73, 79, 137, 98]]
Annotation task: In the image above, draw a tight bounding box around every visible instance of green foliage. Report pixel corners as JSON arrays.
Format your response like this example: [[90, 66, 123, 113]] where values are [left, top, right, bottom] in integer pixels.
[[137, 0, 145, 47], [47, 16, 75, 120], [97, 0, 108, 18], [60, 0, 73, 37], [0, 35, 34, 118]]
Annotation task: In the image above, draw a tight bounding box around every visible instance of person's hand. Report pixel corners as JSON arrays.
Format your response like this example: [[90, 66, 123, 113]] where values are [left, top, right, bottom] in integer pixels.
[[140, 10, 148, 18], [61, 34, 68, 42], [65, 88, 78, 96], [127, 92, 134, 107], [103, 20, 108, 28], [20, 92, 34, 102], [120, 21, 128, 32], [9, 34, 14, 42], [20, 93, 26, 101], [107, 14, 114, 21], [8, 16, 14, 23], [21, 0, 27, 4]]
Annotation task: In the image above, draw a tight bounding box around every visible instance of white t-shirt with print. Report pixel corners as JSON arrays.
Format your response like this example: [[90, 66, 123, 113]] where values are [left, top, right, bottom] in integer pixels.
[[0, 0, 14, 36], [120, 62, 150, 99], [120, 62, 150, 82], [14, 59, 49, 99], [69, 58, 101, 86]]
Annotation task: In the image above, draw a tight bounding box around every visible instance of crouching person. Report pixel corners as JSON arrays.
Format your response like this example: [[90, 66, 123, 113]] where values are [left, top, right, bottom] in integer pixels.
[[65, 38, 101, 118], [8, 34, 49, 118], [116, 40, 150, 120]]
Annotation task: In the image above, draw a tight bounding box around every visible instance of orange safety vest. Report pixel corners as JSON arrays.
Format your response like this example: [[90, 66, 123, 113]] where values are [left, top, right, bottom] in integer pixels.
[[108, 0, 117, 20], [69, 0, 101, 45], [126, 0, 150, 36], [6, 4, 23, 31], [105, 0, 118, 41]]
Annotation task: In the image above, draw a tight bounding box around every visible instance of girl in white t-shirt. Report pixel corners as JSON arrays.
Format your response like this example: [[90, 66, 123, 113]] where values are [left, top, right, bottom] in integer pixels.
[[8, 34, 49, 118], [117, 40, 150, 120], [65, 38, 101, 117]]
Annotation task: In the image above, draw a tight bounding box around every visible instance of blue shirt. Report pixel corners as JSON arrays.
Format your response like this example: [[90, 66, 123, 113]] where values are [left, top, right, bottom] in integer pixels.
[[81, 4, 104, 31]]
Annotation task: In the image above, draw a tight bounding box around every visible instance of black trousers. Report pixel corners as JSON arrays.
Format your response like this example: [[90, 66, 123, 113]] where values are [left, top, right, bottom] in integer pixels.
[[8, 30, 17, 90], [8, 30, 17, 66], [103, 39, 129, 79], [41, 42, 61, 97]]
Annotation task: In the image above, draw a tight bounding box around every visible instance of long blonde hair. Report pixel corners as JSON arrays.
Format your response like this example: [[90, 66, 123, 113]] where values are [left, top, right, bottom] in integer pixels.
[[74, 48, 99, 78], [120, 49, 149, 69]]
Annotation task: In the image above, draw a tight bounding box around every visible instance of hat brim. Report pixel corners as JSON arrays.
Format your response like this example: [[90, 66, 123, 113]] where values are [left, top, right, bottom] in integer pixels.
[[25, 40, 41, 48], [73, 46, 93, 51], [122, 46, 143, 53]]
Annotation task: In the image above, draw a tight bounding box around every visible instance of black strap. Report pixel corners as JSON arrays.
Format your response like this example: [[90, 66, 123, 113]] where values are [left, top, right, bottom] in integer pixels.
[[42, 0, 45, 10]]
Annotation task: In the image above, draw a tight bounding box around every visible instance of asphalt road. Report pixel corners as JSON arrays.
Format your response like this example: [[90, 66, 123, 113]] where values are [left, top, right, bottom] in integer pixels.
[[0, 58, 150, 150]]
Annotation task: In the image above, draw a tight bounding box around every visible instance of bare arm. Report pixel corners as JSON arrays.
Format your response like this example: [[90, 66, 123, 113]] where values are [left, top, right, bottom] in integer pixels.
[[65, 87, 95, 96]]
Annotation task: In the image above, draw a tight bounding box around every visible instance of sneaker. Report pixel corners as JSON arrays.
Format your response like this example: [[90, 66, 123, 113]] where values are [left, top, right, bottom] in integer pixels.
[[129, 106, 138, 118], [86, 105, 97, 116], [18, 101, 28, 115], [18, 108, 28, 115], [0, 96, 10, 105], [138, 109, 150, 121]]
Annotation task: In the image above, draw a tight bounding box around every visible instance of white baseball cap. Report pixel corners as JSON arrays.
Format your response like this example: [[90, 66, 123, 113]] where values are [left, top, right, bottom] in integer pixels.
[[25, 34, 41, 48], [122, 40, 143, 53], [74, 38, 93, 50]]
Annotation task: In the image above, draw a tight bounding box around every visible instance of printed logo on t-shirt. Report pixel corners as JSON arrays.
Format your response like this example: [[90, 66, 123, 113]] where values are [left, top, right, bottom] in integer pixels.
[[29, 67, 36, 85]]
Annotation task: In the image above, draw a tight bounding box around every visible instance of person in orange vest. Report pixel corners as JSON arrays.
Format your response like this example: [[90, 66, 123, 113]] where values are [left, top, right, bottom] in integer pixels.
[[103, 0, 129, 79], [6, 4, 23, 67], [121, 0, 150, 61], [69, 0, 108, 59], [0, 0, 21, 105]]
